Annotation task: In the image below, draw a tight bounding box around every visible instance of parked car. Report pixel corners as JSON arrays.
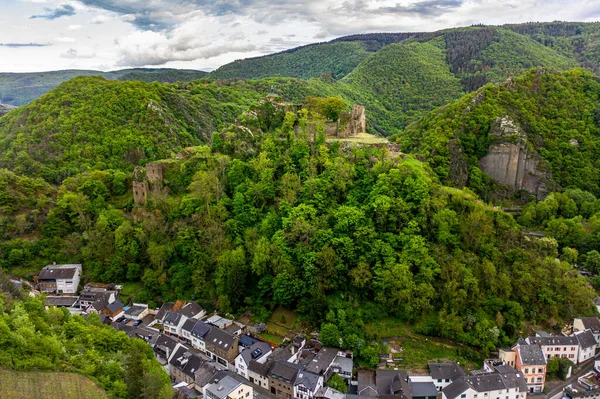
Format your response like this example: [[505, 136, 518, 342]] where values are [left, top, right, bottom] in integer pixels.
[[133, 320, 142, 327], [120, 318, 129, 324], [116, 317, 125, 323]]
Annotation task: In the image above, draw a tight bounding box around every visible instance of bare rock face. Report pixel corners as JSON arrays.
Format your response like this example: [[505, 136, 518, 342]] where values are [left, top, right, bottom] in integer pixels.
[[0, 103, 15, 117], [479, 116, 551, 199], [338, 105, 366, 138]]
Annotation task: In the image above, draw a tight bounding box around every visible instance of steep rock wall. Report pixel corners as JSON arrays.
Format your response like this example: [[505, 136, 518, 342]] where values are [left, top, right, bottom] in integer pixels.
[[479, 117, 551, 199]]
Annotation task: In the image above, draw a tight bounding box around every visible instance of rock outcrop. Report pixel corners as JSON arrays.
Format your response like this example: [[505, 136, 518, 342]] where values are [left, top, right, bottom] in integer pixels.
[[0, 103, 15, 117], [479, 117, 551, 199]]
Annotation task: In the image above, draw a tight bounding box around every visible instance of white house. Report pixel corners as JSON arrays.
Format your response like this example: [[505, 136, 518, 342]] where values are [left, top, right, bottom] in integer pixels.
[[163, 311, 188, 336], [526, 335, 580, 364], [574, 317, 600, 347], [203, 375, 253, 399], [181, 318, 199, 343], [190, 320, 212, 352], [248, 360, 271, 390], [37, 264, 81, 294], [124, 303, 149, 321], [236, 341, 272, 379], [427, 362, 467, 392], [295, 370, 324, 399], [442, 366, 527, 399], [575, 330, 597, 364]]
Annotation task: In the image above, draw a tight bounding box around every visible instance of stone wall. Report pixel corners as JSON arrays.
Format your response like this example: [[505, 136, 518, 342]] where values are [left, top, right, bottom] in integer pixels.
[[479, 117, 551, 199], [338, 105, 366, 138], [132, 162, 164, 206]]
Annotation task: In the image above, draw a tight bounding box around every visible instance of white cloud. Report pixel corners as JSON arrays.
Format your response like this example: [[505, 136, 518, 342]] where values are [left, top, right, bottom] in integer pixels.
[[55, 36, 76, 43], [68, 24, 82, 30], [61, 48, 95, 58]]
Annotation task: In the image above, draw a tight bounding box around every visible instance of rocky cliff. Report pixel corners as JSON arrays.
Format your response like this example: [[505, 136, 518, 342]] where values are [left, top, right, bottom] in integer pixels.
[[479, 116, 551, 199], [0, 103, 15, 117]]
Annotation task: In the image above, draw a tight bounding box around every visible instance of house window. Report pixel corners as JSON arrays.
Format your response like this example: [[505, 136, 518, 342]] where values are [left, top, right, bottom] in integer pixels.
[[538, 368, 543, 373], [537, 378, 542, 383], [446, 379, 450, 383], [461, 395, 466, 398], [525, 368, 529, 374], [438, 379, 442, 383], [548, 348, 552, 351], [572, 347, 576, 351]]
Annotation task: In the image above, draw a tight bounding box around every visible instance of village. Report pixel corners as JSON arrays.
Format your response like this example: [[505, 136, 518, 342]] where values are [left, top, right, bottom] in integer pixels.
[[23, 263, 600, 399]]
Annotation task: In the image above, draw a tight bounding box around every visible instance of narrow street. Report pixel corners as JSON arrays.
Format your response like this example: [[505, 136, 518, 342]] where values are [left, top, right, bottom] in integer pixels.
[[545, 353, 600, 399]]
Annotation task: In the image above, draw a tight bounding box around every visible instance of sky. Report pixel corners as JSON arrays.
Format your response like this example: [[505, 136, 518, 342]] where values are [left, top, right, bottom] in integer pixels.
[[0, 0, 599, 73]]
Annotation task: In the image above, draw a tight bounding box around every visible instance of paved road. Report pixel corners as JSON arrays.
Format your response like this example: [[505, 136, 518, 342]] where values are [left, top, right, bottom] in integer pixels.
[[545, 353, 600, 399]]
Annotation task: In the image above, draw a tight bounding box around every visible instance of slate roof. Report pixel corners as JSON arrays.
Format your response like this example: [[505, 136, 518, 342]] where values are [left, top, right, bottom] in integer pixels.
[[428, 362, 466, 381], [240, 341, 272, 365], [270, 360, 303, 383], [154, 334, 179, 357], [305, 347, 337, 376], [191, 320, 212, 339], [106, 300, 124, 313], [332, 355, 353, 375], [376, 370, 407, 395], [205, 375, 242, 399], [295, 370, 322, 391], [517, 344, 546, 365], [179, 302, 204, 318], [240, 334, 260, 348], [249, 360, 273, 377], [182, 318, 199, 334], [269, 346, 295, 362], [443, 369, 527, 399], [128, 325, 160, 346], [125, 304, 147, 317], [357, 369, 377, 397], [90, 292, 112, 311], [225, 322, 243, 335], [195, 363, 226, 388], [579, 317, 600, 332], [156, 302, 175, 322], [527, 335, 578, 346], [411, 382, 438, 398], [38, 264, 80, 280], [164, 311, 184, 326], [170, 346, 204, 378], [44, 296, 78, 307], [576, 329, 597, 350], [206, 325, 237, 350], [316, 386, 346, 399], [79, 290, 102, 302]]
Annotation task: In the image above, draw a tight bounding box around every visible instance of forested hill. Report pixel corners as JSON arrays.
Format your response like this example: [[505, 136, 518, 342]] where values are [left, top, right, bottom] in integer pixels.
[[399, 68, 600, 198], [0, 68, 207, 106]]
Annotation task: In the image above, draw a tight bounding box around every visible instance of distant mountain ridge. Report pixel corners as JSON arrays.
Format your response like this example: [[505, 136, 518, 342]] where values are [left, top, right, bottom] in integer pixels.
[[0, 68, 207, 106]]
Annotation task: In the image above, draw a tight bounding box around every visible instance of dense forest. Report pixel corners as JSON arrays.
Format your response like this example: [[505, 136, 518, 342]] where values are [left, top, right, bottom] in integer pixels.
[[0, 272, 172, 398], [0, 92, 595, 365]]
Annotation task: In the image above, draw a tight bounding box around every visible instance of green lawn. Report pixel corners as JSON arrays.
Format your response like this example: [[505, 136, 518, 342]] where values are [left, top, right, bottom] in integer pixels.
[[118, 281, 143, 305], [0, 370, 107, 399], [259, 332, 284, 345]]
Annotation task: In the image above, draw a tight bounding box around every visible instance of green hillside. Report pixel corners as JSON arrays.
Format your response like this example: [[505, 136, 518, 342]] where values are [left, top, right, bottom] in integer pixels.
[[400, 68, 600, 196], [117, 69, 208, 83], [209, 41, 372, 80]]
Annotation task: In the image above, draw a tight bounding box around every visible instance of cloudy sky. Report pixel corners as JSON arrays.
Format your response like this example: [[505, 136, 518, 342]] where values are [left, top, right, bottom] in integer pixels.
[[0, 0, 598, 72]]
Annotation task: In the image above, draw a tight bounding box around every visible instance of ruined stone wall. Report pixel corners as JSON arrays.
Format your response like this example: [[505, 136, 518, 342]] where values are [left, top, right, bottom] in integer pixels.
[[328, 104, 367, 138], [132, 162, 164, 206]]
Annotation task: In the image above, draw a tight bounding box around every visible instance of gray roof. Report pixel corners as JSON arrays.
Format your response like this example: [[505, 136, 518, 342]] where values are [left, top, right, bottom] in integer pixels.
[[205, 375, 241, 399], [576, 330, 597, 350], [249, 360, 273, 377], [527, 335, 578, 346], [169, 346, 204, 378], [444, 370, 526, 399], [79, 290, 103, 301], [428, 362, 466, 381], [44, 296, 78, 307], [206, 325, 237, 350], [182, 318, 199, 333], [594, 299, 600, 306], [106, 300, 124, 313], [179, 302, 204, 318], [333, 355, 353, 374], [154, 334, 179, 355], [295, 370, 322, 391], [38, 264, 80, 280], [305, 347, 338, 376], [411, 382, 438, 398], [376, 370, 407, 395], [443, 378, 471, 399], [128, 325, 160, 346], [269, 346, 294, 362], [164, 311, 183, 326], [156, 302, 175, 321], [225, 323, 243, 335], [517, 344, 546, 365], [191, 320, 212, 339], [357, 369, 377, 397], [270, 360, 303, 383], [195, 363, 226, 388], [316, 387, 346, 399], [240, 341, 272, 365], [125, 304, 147, 317], [579, 317, 600, 332]]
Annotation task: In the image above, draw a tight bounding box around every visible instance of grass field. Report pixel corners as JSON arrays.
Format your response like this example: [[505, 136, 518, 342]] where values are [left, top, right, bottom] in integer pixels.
[[259, 332, 284, 345], [0, 370, 107, 399], [327, 132, 389, 144]]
